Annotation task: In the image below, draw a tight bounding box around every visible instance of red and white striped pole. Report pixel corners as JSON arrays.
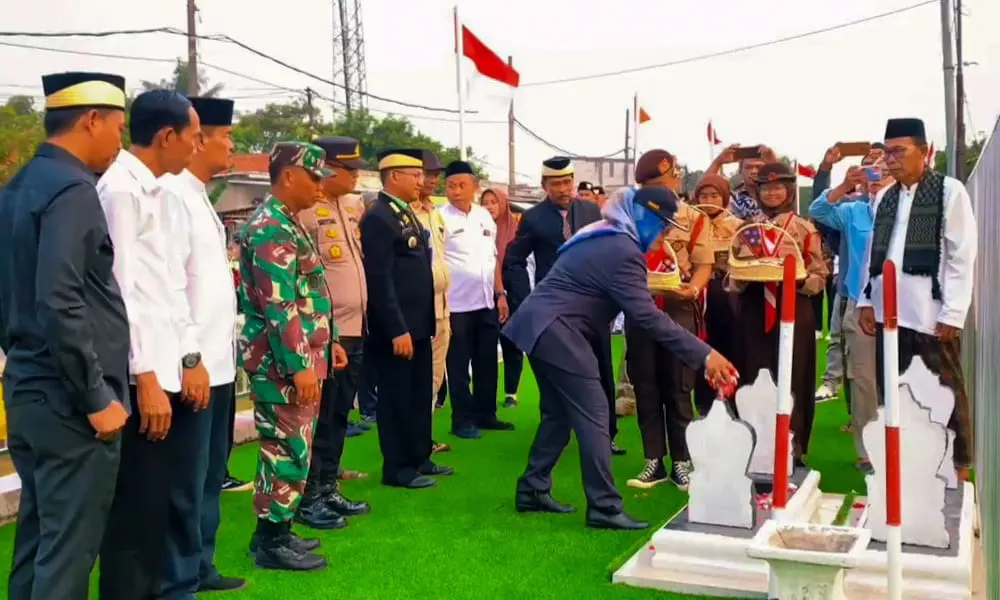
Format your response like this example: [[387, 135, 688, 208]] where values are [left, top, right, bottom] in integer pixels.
[[882, 259, 903, 600], [767, 255, 797, 599]]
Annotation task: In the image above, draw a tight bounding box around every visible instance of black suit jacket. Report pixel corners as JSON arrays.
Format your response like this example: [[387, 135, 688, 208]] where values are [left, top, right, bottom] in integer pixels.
[[502, 197, 601, 309], [360, 192, 436, 343]]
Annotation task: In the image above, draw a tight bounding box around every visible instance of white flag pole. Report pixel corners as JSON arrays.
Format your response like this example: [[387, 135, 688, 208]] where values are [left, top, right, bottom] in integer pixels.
[[633, 93, 639, 174], [708, 121, 715, 166], [453, 6, 467, 160]]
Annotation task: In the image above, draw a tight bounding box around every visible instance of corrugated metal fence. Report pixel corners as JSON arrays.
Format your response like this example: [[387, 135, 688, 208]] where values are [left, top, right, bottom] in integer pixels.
[[965, 114, 1000, 600]]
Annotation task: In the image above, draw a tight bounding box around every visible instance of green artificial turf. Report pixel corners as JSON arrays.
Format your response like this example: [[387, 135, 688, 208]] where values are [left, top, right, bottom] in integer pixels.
[[0, 334, 865, 599]]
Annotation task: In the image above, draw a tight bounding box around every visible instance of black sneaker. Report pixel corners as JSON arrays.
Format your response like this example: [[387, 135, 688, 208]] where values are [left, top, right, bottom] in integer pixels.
[[626, 458, 669, 489], [221, 476, 253, 493], [610, 441, 627, 456], [670, 461, 692, 491]]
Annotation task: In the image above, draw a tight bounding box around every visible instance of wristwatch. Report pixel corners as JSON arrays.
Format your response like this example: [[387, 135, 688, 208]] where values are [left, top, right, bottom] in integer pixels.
[[182, 352, 202, 369]]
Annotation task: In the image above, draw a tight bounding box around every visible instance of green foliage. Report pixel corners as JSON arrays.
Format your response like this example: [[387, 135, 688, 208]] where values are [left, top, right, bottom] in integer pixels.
[[208, 180, 227, 205], [933, 136, 986, 181], [230, 100, 317, 154], [0, 96, 45, 184], [141, 59, 224, 97]]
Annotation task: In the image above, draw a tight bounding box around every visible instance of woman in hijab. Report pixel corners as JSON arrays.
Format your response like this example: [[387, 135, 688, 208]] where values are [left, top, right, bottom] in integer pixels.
[[690, 174, 745, 414], [482, 188, 524, 408], [503, 186, 737, 530], [727, 162, 828, 465]]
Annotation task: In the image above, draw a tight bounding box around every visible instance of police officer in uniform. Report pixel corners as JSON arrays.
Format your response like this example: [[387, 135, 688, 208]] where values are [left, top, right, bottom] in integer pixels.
[[0, 72, 131, 600], [361, 149, 453, 489]]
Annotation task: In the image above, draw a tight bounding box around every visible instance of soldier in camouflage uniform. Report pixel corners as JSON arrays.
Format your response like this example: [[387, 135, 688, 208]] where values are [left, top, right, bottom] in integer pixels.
[[237, 142, 347, 572]]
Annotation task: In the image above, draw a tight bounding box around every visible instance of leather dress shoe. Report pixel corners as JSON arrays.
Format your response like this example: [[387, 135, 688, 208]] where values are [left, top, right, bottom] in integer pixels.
[[420, 462, 455, 477], [384, 474, 437, 489], [585, 508, 649, 530], [451, 425, 481, 439], [478, 418, 515, 431], [295, 498, 348, 530], [326, 490, 370, 516], [611, 441, 627, 456], [515, 491, 576, 514]]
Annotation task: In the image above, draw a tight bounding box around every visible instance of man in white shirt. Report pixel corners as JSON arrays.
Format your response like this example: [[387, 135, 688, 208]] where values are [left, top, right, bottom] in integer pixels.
[[858, 117, 977, 481], [159, 97, 246, 594], [96, 89, 201, 600], [440, 160, 514, 439]]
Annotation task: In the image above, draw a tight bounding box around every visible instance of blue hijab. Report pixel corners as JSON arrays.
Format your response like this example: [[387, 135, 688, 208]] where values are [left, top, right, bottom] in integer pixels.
[[559, 187, 673, 254]]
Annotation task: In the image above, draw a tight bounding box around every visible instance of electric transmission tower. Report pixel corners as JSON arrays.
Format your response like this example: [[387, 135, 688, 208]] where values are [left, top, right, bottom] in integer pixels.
[[332, 0, 368, 114]]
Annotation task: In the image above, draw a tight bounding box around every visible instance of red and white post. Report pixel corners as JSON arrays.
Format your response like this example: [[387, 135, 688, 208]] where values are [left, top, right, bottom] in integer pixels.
[[882, 259, 903, 600], [767, 255, 797, 599]]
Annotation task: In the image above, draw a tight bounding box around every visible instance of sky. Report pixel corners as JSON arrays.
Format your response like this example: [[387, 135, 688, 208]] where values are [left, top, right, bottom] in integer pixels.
[[2, 0, 998, 185]]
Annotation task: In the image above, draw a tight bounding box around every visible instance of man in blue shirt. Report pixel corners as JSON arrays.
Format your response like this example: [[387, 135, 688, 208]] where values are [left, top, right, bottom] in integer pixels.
[[809, 156, 892, 473]]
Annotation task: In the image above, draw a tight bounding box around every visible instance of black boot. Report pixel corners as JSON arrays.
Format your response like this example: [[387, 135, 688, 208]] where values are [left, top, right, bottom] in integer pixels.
[[321, 473, 370, 516], [248, 528, 321, 556], [252, 518, 327, 571], [295, 473, 348, 530]]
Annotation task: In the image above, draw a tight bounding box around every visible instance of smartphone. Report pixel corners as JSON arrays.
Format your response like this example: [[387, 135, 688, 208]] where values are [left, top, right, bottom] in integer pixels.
[[862, 166, 882, 181], [733, 146, 762, 160], [837, 141, 873, 157]]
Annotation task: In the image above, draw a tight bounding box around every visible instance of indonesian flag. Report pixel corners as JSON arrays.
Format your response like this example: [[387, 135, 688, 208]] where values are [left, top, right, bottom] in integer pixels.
[[460, 25, 519, 87], [797, 163, 817, 179], [638, 107, 652, 124], [707, 121, 722, 145]]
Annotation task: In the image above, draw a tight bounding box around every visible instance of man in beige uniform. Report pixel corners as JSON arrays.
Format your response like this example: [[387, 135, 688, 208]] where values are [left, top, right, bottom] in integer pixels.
[[295, 136, 372, 526], [411, 150, 451, 454]]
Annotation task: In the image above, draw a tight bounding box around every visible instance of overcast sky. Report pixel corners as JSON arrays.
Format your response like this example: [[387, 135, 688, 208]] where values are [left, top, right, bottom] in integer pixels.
[[2, 0, 998, 184]]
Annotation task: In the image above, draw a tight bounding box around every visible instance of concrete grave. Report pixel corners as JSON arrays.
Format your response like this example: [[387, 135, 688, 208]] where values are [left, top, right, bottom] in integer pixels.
[[899, 356, 959, 489], [686, 400, 756, 529], [734, 369, 794, 479]]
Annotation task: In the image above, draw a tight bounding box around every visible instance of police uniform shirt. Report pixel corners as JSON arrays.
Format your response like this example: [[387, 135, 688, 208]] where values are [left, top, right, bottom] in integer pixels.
[[298, 194, 367, 338], [159, 168, 238, 385], [98, 150, 182, 393], [439, 202, 497, 313]]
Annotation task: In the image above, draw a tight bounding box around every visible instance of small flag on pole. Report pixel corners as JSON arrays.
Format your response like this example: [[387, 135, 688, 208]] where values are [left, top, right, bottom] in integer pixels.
[[638, 107, 652, 124], [707, 121, 722, 145], [797, 163, 817, 179]]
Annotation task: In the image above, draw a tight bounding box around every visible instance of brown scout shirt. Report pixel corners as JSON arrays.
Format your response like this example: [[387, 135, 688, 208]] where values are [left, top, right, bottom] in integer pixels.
[[662, 202, 714, 280], [413, 201, 451, 320], [727, 212, 829, 295], [709, 213, 745, 274], [297, 194, 367, 337]]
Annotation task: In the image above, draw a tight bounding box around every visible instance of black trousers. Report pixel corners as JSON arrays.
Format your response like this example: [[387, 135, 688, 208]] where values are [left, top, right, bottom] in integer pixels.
[[517, 356, 622, 513], [597, 330, 617, 439], [199, 383, 235, 583], [100, 388, 185, 600], [7, 388, 120, 600], [372, 337, 433, 484], [446, 308, 499, 429], [224, 385, 236, 480], [499, 334, 524, 396], [312, 337, 364, 480]]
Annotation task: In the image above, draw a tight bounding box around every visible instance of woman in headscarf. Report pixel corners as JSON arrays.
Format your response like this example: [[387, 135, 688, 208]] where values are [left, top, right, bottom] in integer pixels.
[[727, 162, 828, 465], [503, 186, 738, 530], [482, 187, 523, 408], [690, 174, 745, 414]]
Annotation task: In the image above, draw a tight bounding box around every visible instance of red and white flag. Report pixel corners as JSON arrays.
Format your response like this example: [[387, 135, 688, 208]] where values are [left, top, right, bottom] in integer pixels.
[[797, 163, 817, 179], [707, 121, 722, 145]]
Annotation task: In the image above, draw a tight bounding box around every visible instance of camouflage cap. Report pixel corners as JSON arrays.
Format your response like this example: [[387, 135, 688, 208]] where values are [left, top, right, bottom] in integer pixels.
[[269, 142, 334, 179]]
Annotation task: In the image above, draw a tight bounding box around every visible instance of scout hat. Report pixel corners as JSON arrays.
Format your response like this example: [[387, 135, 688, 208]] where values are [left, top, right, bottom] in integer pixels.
[[377, 148, 424, 170], [541, 156, 574, 178], [421, 150, 444, 172], [313, 136, 367, 169], [42, 71, 127, 111], [754, 162, 796, 185], [269, 142, 334, 179], [634, 149, 678, 185], [187, 97, 235, 126]]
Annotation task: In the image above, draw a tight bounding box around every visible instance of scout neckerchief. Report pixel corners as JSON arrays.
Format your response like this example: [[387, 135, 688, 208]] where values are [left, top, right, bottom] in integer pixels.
[[742, 212, 793, 333], [865, 168, 945, 301]]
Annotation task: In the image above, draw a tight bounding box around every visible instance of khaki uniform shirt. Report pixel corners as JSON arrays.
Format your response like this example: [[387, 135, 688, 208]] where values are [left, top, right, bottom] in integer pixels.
[[297, 194, 367, 337], [728, 212, 829, 295], [413, 200, 451, 319], [709, 213, 745, 274], [662, 202, 714, 280]]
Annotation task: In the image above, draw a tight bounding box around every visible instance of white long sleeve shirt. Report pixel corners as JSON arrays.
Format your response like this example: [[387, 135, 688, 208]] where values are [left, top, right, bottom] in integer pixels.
[[440, 202, 497, 313], [159, 169, 238, 385], [857, 174, 977, 335], [97, 150, 182, 393]]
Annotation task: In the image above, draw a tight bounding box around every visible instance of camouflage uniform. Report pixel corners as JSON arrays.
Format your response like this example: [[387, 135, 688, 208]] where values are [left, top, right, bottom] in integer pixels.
[[237, 143, 335, 525]]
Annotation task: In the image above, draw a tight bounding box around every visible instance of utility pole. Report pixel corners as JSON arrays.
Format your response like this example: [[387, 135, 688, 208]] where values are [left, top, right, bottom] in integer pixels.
[[940, 0, 957, 178], [507, 56, 515, 192], [623, 109, 631, 187], [186, 0, 199, 96], [954, 0, 966, 180], [305, 88, 316, 136]]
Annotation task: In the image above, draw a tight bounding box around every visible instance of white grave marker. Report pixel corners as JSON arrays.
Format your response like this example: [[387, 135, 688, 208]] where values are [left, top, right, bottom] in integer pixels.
[[687, 400, 756, 528], [899, 356, 958, 489], [863, 384, 950, 548], [735, 369, 794, 479]]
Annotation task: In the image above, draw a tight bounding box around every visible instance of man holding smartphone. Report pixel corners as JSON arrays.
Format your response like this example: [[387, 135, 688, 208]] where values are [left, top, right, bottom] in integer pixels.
[[705, 144, 777, 219]]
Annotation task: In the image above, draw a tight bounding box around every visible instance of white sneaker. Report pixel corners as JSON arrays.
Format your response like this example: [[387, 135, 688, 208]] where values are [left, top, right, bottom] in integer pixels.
[[815, 384, 836, 400]]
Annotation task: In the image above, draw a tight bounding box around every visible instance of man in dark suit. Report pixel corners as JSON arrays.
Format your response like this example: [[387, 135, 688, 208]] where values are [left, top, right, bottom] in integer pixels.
[[0, 71, 131, 600], [502, 157, 624, 455], [360, 148, 454, 489]]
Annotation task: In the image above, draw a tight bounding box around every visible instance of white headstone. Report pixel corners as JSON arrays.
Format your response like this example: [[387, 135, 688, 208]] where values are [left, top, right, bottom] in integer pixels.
[[734, 369, 794, 479], [687, 400, 756, 529], [900, 356, 959, 489], [863, 384, 950, 548]]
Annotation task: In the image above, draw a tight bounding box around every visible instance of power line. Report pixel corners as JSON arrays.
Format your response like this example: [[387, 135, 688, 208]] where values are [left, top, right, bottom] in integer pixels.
[[521, 1, 936, 87], [0, 27, 469, 114], [514, 118, 624, 159]]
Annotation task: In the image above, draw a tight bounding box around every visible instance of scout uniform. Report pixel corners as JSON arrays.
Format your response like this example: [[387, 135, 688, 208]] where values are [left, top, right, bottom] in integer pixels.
[[360, 148, 440, 489], [238, 142, 335, 570], [728, 162, 828, 461], [294, 136, 371, 526], [412, 196, 451, 401]]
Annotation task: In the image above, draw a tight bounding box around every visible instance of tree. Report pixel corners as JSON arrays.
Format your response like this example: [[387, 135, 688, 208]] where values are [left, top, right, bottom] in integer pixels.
[[934, 135, 987, 181], [0, 96, 45, 184], [231, 100, 317, 154], [142, 59, 224, 97]]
